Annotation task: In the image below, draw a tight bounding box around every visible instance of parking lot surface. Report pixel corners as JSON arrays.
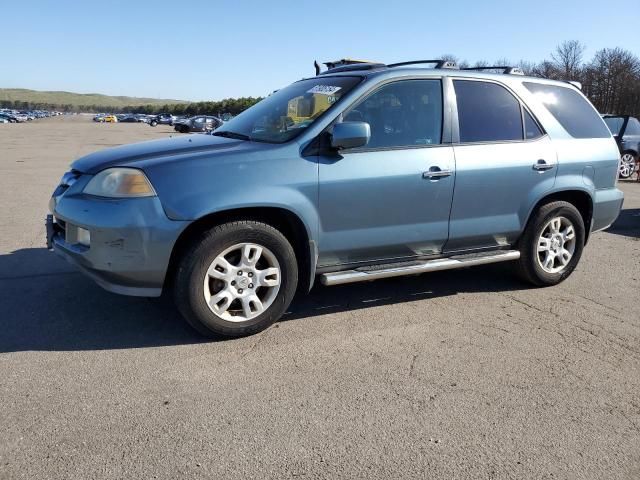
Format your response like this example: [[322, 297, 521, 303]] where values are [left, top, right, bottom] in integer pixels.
[[1, 116, 639, 479]]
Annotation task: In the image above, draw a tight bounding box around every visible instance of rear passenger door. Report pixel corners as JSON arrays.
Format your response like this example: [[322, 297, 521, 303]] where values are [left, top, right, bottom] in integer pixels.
[[445, 79, 558, 252]]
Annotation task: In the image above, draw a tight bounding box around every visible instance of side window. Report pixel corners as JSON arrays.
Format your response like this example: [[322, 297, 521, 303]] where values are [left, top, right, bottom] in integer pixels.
[[625, 118, 640, 136], [524, 109, 544, 139], [523, 82, 611, 139], [603, 117, 624, 135], [453, 80, 523, 143], [343, 79, 443, 149]]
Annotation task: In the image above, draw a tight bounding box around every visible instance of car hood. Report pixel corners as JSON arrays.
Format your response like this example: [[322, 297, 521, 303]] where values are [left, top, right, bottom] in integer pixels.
[[71, 134, 249, 174]]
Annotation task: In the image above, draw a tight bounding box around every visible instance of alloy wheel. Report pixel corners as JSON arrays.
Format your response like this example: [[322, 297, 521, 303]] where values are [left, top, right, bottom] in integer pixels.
[[536, 216, 576, 274], [203, 243, 281, 322], [619, 153, 636, 178]]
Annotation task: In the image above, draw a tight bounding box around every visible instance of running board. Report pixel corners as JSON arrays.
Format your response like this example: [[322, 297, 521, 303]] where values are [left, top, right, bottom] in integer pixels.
[[320, 250, 520, 286]]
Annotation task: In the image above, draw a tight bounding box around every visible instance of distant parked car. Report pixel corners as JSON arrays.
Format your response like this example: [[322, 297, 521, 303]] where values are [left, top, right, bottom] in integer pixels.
[[0, 117, 8, 124], [149, 113, 175, 127], [102, 115, 118, 123], [0, 113, 17, 123], [11, 113, 28, 123], [602, 115, 640, 178], [173, 115, 223, 133], [119, 115, 140, 123]]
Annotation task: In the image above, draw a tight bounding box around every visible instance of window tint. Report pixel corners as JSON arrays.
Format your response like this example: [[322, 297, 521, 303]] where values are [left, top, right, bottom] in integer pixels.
[[524, 109, 544, 139], [626, 118, 640, 135], [344, 79, 442, 149], [453, 80, 523, 142], [524, 82, 610, 139], [603, 116, 624, 135]]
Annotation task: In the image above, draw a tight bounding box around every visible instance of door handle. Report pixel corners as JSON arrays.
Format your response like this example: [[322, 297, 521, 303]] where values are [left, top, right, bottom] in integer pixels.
[[423, 167, 452, 179], [532, 159, 554, 171]]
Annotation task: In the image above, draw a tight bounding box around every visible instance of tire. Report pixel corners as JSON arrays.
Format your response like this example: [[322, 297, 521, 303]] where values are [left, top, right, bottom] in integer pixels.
[[515, 201, 585, 286], [619, 152, 637, 179], [150, 120, 157, 127], [181, 125, 189, 133], [174, 221, 298, 338]]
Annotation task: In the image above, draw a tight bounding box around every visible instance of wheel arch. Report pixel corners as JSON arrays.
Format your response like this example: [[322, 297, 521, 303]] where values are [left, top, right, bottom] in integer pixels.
[[522, 189, 594, 245], [166, 206, 316, 294]]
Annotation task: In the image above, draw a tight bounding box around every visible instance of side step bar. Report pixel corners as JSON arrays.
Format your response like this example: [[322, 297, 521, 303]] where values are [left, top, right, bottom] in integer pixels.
[[320, 250, 520, 286]]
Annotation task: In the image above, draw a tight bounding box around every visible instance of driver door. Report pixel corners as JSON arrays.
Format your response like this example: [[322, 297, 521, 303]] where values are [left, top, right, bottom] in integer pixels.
[[317, 79, 455, 267]]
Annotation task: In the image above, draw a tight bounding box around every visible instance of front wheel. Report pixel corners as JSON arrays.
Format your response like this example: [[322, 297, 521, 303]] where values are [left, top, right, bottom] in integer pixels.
[[515, 201, 585, 286], [150, 120, 157, 127], [174, 221, 298, 338], [619, 152, 637, 179]]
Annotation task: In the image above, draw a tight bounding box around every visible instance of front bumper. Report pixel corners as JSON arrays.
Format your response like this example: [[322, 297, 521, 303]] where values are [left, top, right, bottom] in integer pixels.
[[48, 178, 188, 297]]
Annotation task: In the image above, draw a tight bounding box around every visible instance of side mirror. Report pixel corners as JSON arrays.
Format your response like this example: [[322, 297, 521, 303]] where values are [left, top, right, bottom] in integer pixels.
[[331, 121, 371, 150]]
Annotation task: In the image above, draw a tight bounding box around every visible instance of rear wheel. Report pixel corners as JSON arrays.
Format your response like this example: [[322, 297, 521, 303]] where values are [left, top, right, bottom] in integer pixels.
[[515, 201, 585, 286], [150, 120, 158, 127], [619, 152, 637, 179], [174, 221, 298, 338]]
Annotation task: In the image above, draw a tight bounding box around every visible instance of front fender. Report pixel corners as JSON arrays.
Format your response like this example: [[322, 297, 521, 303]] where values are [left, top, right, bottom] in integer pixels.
[[144, 147, 320, 244]]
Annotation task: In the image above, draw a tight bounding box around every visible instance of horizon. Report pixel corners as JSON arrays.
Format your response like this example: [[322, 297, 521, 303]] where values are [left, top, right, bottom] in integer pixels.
[[2, 0, 639, 102]]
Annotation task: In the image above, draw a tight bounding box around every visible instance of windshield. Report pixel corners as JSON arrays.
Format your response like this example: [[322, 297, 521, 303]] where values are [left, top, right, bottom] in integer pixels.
[[215, 76, 361, 143]]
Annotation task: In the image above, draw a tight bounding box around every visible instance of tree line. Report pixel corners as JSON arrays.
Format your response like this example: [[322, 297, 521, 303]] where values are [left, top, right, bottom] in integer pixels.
[[444, 40, 640, 116], [3, 41, 639, 117], [0, 96, 263, 116]]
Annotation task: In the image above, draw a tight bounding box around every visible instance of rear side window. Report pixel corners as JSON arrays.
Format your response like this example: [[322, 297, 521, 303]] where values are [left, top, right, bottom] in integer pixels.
[[524, 109, 544, 139], [603, 116, 624, 135], [626, 118, 640, 135], [524, 82, 610, 139], [453, 80, 523, 142]]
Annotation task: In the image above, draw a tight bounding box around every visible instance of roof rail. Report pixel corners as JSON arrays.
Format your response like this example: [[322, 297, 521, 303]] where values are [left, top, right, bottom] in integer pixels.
[[461, 66, 525, 75], [387, 59, 458, 69]]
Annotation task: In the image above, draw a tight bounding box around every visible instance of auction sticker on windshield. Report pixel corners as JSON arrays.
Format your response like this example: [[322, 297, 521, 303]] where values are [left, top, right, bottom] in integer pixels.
[[307, 85, 342, 95]]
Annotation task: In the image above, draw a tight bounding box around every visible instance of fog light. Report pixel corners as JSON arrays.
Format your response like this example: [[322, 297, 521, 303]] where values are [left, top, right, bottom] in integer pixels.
[[77, 227, 91, 247]]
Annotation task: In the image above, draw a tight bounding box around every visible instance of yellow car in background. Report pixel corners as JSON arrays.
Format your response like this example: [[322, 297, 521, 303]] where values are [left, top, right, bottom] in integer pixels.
[[103, 115, 118, 123]]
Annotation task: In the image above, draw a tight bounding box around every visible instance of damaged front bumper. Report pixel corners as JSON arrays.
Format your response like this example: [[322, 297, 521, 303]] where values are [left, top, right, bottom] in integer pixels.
[[47, 174, 188, 297]]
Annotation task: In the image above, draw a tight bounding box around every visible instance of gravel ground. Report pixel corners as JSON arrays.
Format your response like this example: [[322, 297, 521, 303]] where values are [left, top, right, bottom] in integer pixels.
[[0, 116, 639, 479]]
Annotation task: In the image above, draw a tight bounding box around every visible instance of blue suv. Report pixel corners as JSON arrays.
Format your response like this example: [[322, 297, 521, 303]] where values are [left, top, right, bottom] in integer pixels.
[[47, 59, 624, 338]]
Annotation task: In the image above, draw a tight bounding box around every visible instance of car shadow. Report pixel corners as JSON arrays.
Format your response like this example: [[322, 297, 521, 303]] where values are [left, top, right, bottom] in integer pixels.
[[0, 247, 528, 353], [605, 207, 640, 239]]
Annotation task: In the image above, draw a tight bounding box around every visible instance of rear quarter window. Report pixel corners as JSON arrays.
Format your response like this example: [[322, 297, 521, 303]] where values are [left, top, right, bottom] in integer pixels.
[[523, 82, 611, 139]]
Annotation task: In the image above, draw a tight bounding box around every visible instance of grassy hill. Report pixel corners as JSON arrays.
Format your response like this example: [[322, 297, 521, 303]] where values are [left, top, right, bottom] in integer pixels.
[[0, 88, 189, 108]]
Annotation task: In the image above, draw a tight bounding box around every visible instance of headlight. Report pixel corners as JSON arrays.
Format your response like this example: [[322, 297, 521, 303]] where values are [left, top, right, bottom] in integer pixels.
[[83, 167, 156, 198]]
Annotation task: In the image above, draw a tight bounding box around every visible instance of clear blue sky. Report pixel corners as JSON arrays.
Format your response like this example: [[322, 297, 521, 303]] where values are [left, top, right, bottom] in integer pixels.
[[1, 0, 638, 102]]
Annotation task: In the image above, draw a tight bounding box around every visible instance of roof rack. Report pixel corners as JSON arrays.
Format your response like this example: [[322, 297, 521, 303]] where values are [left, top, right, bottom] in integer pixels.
[[314, 58, 458, 75], [461, 66, 525, 75], [387, 59, 458, 69], [315, 59, 382, 75]]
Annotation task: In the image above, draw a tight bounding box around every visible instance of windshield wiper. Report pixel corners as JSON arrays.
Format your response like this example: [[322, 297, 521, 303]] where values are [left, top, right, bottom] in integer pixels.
[[212, 130, 251, 141]]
